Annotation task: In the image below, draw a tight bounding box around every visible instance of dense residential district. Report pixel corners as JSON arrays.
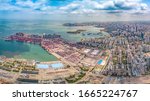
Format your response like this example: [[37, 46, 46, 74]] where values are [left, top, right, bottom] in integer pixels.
[[0, 22, 150, 84]]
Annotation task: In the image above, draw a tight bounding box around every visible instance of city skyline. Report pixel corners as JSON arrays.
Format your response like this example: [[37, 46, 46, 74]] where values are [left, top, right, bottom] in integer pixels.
[[0, 0, 150, 21]]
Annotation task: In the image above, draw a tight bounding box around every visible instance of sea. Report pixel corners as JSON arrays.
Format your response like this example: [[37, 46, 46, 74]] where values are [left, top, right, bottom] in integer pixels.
[[0, 19, 108, 62]]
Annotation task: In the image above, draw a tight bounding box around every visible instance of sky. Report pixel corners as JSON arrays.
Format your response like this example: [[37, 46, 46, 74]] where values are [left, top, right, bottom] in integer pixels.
[[0, 0, 150, 21]]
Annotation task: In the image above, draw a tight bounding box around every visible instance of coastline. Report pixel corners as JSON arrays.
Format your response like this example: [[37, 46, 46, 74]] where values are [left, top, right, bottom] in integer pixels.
[[3, 32, 86, 67], [0, 39, 58, 62]]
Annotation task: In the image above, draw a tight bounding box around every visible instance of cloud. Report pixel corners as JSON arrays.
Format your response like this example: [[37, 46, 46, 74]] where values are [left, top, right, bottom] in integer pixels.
[[0, 0, 149, 15], [15, 0, 49, 10], [60, 3, 80, 11], [0, 3, 21, 11], [16, 0, 39, 8], [113, 0, 148, 10], [59, 0, 149, 14]]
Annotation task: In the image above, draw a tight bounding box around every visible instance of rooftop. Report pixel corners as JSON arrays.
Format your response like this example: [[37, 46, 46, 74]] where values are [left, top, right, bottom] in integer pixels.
[[36, 64, 49, 69], [50, 63, 64, 69]]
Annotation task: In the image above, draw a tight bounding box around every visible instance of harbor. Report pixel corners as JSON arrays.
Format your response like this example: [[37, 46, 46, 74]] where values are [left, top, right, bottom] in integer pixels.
[[0, 39, 57, 62]]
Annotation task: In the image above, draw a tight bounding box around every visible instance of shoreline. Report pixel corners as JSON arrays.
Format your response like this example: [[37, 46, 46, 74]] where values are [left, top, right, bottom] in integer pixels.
[[3, 32, 84, 67], [2, 33, 78, 63], [0, 39, 58, 62]]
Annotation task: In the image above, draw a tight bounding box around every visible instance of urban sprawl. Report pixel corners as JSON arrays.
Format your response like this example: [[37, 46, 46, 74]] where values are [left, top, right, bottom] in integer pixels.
[[0, 22, 150, 84]]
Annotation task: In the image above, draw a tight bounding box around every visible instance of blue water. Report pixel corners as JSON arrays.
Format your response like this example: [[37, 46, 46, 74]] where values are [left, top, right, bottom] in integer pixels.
[[0, 19, 109, 60], [50, 63, 64, 69], [0, 19, 108, 41], [97, 60, 103, 65]]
